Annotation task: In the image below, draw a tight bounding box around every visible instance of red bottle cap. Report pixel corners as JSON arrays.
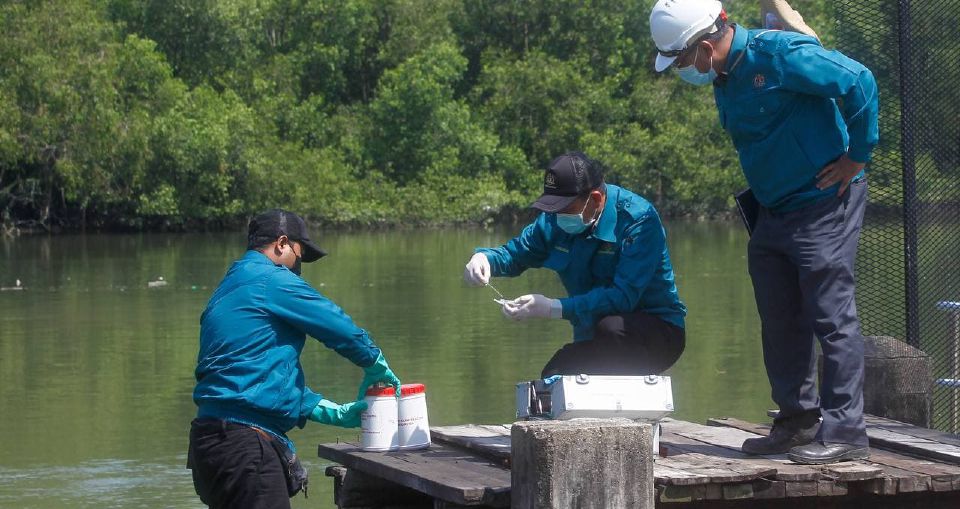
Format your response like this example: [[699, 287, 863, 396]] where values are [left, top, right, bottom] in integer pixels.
[[400, 383, 426, 396], [365, 385, 398, 397]]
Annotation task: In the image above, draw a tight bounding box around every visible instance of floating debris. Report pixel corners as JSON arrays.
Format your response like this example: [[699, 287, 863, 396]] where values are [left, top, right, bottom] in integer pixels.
[[147, 276, 168, 288], [1, 279, 23, 291]]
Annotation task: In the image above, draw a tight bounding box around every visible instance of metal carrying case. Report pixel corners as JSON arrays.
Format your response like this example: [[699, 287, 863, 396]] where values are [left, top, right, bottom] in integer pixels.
[[515, 374, 674, 455], [516, 374, 674, 420]]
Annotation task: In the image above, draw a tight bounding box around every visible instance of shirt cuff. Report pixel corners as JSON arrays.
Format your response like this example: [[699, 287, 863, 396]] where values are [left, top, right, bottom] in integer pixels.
[[550, 298, 563, 319], [847, 144, 873, 164]]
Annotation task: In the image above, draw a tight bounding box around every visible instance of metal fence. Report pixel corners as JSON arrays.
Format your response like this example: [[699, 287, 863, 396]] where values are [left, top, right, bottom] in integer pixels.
[[835, 0, 960, 431]]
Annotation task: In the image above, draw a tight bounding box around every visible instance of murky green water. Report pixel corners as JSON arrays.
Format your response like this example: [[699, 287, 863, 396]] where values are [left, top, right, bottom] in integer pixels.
[[0, 222, 775, 508]]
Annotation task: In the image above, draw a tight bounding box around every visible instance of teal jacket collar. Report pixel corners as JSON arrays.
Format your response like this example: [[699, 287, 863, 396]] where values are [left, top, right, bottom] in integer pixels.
[[588, 184, 618, 243], [721, 24, 749, 82], [244, 249, 275, 265]]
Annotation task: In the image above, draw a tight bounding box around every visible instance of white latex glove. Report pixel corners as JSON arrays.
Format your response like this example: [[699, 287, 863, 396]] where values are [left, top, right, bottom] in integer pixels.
[[463, 253, 491, 286], [501, 294, 562, 320]]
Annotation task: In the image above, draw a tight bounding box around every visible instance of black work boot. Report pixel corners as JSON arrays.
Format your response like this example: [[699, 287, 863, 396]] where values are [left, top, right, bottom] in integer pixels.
[[787, 441, 870, 465], [741, 413, 820, 455]]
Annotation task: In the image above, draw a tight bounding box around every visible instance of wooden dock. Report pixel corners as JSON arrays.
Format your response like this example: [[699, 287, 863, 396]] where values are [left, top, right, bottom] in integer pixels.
[[318, 415, 960, 508]]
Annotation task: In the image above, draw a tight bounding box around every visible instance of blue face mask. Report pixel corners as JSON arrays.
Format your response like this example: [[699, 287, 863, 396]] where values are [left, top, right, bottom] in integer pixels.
[[676, 47, 717, 86], [290, 254, 302, 276], [287, 241, 303, 276], [556, 200, 596, 235]]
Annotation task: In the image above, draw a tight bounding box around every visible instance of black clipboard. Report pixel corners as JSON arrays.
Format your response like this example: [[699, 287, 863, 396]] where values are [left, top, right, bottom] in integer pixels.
[[734, 188, 760, 236]]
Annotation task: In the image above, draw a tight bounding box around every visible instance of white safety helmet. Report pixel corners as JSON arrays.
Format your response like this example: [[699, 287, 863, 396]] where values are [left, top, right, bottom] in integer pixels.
[[650, 0, 725, 72]]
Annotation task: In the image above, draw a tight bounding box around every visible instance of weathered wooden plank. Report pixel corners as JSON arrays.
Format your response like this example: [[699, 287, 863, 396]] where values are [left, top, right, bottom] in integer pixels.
[[657, 455, 753, 484], [665, 418, 763, 450], [932, 477, 956, 492], [764, 411, 960, 465], [656, 452, 776, 484], [895, 472, 933, 493], [431, 424, 511, 441], [661, 428, 821, 483], [658, 484, 708, 503], [848, 458, 932, 495], [318, 442, 510, 507], [860, 474, 898, 496], [867, 427, 960, 465], [818, 479, 848, 496], [664, 418, 825, 483], [671, 416, 875, 483], [704, 483, 723, 501], [860, 448, 960, 480], [784, 480, 819, 497], [864, 414, 960, 448], [434, 423, 777, 490], [430, 425, 512, 466], [751, 479, 787, 499], [654, 461, 713, 486], [709, 416, 939, 494], [821, 463, 884, 482], [722, 482, 754, 500]]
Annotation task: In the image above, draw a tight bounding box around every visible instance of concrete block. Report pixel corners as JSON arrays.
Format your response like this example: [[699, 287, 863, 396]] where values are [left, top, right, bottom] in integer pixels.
[[510, 418, 654, 509], [863, 335, 932, 427], [818, 335, 932, 427]]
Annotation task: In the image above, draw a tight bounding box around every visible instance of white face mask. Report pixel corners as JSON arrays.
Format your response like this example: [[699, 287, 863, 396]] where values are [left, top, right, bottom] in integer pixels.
[[676, 46, 717, 86]]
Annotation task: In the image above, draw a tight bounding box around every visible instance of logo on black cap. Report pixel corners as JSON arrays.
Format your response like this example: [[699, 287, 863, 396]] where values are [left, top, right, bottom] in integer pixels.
[[544, 172, 558, 189], [530, 152, 604, 213]]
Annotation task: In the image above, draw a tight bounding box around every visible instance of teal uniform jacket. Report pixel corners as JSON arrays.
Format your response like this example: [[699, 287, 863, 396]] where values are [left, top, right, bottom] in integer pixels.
[[479, 184, 686, 341], [193, 250, 380, 447], [714, 26, 879, 212]]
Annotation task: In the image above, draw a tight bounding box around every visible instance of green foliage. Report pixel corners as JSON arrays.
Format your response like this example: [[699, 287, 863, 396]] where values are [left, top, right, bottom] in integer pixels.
[[0, 0, 919, 231]]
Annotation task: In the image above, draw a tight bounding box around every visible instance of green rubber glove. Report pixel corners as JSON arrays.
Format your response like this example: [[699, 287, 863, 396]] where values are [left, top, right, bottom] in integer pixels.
[[357, 352, 401, 400], [308, 398, 368, 428]]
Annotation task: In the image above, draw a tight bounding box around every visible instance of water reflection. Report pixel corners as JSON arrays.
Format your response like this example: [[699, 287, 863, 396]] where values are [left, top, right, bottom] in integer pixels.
[[0, 222, 773, 508]]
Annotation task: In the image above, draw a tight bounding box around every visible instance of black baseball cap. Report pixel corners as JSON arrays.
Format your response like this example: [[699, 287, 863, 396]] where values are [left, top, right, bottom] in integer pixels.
[[531, 152, 605, 213], [247, 209, 327, 262]]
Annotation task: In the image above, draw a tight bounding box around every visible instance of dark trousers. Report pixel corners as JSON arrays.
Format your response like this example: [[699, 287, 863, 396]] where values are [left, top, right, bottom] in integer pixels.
[[187, 418, 290, 509], [748, 180, 868, 446], [541, 310, 686, 378]]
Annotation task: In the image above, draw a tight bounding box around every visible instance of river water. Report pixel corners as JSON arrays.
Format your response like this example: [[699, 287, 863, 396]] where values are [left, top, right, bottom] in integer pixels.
[[0, 221, 775, 508]]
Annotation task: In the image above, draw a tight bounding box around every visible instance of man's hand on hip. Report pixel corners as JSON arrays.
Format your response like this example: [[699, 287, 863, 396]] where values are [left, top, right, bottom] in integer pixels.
[[817, 153, 865, 196]]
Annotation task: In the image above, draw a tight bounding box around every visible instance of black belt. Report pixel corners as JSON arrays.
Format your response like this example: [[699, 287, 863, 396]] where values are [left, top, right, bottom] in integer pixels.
[[192, 417, 274, 440]]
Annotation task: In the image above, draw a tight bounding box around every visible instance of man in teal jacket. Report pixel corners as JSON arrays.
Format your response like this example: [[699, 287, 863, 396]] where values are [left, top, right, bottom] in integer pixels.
[[650, 0, 879, 464], [189, 209, 401, 508], [464, 152, 686, 377]]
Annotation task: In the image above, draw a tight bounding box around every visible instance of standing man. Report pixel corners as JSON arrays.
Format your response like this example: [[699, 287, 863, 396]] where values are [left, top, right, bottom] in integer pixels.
[[463, 152, 686, 377], [649, 0, 878, 464], [189, 209, 401, 508]]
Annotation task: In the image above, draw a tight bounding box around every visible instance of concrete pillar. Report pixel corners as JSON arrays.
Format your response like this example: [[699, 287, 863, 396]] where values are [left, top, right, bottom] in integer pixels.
[[510, 418, 654, 509], [862, 335, 932, 427]]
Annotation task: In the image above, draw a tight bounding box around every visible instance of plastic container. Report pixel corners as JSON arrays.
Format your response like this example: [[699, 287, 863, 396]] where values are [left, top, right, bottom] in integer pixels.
[[397, 383, 431, 450], [361, 385, 399, 451]]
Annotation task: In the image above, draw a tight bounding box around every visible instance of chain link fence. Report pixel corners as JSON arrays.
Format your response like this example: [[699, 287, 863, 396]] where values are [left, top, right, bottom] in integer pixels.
[[835, 0, 960, 432]]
